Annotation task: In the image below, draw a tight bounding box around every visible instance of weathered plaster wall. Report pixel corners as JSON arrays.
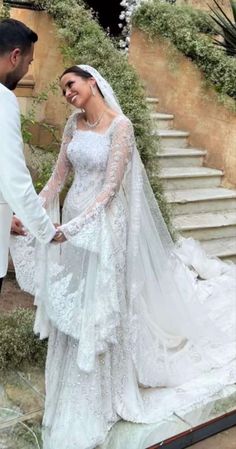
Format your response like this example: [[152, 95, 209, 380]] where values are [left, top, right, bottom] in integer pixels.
[[177, 0, 233, 18], [129, 29, 236, 188]]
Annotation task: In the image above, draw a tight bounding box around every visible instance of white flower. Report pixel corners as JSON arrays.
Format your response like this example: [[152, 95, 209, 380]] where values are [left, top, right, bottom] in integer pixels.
[[119, 12, 126, 19], [118, 0, 147, 53], [119, 40, 127, 48]]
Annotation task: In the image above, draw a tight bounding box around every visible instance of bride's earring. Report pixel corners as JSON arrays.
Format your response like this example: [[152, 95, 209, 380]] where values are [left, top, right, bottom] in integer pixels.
[[90, 85, 96, 96]]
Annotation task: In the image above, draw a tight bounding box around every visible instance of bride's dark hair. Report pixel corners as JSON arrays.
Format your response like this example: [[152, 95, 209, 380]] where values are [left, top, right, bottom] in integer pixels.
[[60, 66, 91, 80], [60, 65, 104, 97]]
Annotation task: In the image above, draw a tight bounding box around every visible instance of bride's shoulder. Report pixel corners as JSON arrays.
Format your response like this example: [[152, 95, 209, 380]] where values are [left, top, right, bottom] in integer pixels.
[[65, 110, 84, 131], [113, 113, 133, 128], [75, 111, 85, 125], [112, 114, 134, 137]]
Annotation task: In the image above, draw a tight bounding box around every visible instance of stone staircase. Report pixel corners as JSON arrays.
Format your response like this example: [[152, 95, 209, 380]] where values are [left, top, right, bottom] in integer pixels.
[[147, 97, 236, 263]]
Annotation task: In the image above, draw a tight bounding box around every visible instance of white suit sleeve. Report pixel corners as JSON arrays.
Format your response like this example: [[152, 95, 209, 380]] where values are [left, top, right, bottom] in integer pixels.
[[0, 89, 55, 243]]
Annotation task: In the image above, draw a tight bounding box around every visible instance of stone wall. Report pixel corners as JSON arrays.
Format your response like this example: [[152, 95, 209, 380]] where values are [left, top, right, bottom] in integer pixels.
[[129, 29, 236, 188], [176, 0, 233, 17]]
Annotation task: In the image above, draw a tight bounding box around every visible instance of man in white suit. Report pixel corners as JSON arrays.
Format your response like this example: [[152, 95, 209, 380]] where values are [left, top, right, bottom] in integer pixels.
[[0, 19, 57, 292]]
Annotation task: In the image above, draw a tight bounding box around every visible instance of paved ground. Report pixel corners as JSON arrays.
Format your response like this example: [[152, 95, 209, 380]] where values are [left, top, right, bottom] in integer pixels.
[[189, 427, 236, 449], [0, 275, 34, 313], [0, 277, 235, 449]]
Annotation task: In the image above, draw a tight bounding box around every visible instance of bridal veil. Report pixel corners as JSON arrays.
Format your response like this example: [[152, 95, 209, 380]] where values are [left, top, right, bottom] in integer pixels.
[[10, 65, 236, 390]]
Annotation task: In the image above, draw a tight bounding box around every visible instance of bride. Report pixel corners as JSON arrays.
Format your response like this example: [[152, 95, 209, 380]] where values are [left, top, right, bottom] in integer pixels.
[[10, 65, 236, 449]]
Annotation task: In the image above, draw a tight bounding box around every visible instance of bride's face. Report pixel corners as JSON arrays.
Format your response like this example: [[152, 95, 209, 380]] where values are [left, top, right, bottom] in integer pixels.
[[60, 73, 94, 109]]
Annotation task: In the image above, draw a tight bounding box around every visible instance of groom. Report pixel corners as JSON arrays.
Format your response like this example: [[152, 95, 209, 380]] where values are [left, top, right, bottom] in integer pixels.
[[0, 18, 57, 292]]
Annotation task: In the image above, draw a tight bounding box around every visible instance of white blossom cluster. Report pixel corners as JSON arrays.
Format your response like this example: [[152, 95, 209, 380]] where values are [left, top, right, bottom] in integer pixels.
[[118, 0, 141, 52], [118, 0, 176, 52]]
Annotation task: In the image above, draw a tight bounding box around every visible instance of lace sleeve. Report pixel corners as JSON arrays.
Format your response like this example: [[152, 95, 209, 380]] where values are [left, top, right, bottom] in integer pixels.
[[60, 116, 134, 239], [39, 115, 75, 208]]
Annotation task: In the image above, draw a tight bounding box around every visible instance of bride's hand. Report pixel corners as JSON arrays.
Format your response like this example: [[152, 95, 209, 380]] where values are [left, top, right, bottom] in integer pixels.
[[11, 216, 27, 236], [53, 228, 67, 243]]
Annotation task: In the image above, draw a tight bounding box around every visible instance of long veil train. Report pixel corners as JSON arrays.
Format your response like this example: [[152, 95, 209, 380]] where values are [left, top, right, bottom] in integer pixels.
[[10, 65, 236, 439]]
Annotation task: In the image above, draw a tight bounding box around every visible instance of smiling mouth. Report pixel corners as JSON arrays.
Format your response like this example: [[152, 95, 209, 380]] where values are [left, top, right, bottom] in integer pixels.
[[71, 95, 78, 103]]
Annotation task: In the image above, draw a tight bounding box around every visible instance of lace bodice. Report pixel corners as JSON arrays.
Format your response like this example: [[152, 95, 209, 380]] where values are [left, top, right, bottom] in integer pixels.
[[65, 127, 112, 206], [40, 114, 134, 238], [68, 129, 111, 173]]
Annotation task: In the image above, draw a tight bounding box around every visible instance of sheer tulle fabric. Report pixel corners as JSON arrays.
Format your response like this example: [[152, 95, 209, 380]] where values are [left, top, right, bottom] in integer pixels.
[[10, 65, 236, 449]]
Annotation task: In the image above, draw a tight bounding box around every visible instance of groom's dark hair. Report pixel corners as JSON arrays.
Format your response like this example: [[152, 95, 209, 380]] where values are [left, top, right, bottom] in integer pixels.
[[0, 18, 38, 56]]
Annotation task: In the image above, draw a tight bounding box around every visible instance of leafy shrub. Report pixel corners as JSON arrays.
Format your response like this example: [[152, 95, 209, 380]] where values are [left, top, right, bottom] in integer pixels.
[[0, 308, 47, 371], [133, 0, 236, 103], [210, 0, 236, 56], [0, 3, 10, 20]]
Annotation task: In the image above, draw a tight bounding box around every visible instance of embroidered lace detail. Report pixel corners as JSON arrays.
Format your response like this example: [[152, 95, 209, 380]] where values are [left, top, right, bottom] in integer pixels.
[[60, 115, 134, 238], [39, 114, 75, 208], [10, 106, 236, 449]]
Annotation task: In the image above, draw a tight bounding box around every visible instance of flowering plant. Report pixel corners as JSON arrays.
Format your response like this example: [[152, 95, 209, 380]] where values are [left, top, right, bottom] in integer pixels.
[[118, 0, 176, 52]]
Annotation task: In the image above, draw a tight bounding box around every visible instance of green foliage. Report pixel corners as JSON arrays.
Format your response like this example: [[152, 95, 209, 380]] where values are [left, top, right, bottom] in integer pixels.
[[232, 0, 236, 19], [0, 3, 10, 20], [28, 0, 172, 228], [21, 82, 61, 192], [27, 146, 57, 193], [21, 81, 59, 145], [0, 308, 47, 371], [133, 0, 236, 103], [133, 0, 215, 38], [210, 0, 236, 56]]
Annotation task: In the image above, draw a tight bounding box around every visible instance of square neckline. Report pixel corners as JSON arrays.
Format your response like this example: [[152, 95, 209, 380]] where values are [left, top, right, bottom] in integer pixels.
[[74, 113, 124, 137]]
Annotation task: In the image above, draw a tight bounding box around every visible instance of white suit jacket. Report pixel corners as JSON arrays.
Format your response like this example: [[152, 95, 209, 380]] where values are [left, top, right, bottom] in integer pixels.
[[0, 83, 55, 278]]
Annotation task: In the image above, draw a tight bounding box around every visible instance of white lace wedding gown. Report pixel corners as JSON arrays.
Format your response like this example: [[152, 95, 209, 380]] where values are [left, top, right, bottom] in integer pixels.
[[10, 113, 236, 449]]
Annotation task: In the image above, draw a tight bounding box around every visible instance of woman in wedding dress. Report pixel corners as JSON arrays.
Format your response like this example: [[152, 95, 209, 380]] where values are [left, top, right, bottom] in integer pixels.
[[10, 65, 236, 449]]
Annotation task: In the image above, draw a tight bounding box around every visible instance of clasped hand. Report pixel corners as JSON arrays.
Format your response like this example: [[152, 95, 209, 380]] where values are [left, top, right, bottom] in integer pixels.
[[11, 216, 67, 243], [53, 223, 67, 243]]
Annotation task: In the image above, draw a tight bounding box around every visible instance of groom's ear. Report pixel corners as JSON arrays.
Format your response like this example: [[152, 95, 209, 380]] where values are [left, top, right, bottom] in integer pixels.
[[9, 48, 21, 67]]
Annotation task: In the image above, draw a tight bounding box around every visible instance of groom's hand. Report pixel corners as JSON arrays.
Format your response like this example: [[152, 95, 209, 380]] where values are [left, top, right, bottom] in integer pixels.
[[52, 223, 67, 243], [11, 216, 27, 236], [51, 223, 67, 243]]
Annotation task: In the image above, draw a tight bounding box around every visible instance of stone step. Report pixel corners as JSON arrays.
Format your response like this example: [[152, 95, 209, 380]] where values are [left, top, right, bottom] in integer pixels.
[[146, 97, 159, 104], [160, 167, 223, 190], [153, 129, 190, 148], [151, 112, 174, 129], [173, 211, 236, 240], [157, 148, 206, 168], [146, 97, 159, 112], [165, 188, 236, 214], [201, 237, 236, 263]]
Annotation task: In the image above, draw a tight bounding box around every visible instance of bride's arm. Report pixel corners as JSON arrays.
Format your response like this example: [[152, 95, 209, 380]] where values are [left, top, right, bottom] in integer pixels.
[[39, 116, 74, 209], [60, 117, 134, 239]]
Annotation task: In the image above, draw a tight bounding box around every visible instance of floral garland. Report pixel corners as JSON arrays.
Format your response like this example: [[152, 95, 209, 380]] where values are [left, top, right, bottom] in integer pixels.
[[118, 0, 176, 51]]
